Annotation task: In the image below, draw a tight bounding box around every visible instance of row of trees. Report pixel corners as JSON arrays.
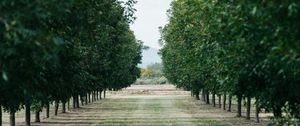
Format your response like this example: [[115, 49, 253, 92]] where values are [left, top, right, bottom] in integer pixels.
[[140, 63, 163, 78], [0, 0, 142, 126], [135, 63, 167, 85], [160, 0, 299, 124]]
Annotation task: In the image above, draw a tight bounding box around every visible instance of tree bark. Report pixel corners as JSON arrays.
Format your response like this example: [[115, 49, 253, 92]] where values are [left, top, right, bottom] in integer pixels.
[[91, 92, 93, 102], [212, 93, 216, 107], [10, 111, 15, 126], [35, 111, 40, 123], [73, 96, 76, 109], [93, 92, 96, 102], [88, 93, 91, 103], [202, 90, 205, 102], [85, 94, 88, 105], [99, 91, 102, 100], [104, 89, 106, 99], [256, 101, 260, 123], [67, 99, 70, 111], [46, 102, 50, 118], [100, 91, 102, 100], [96, 91, 99, 100], [25, 103, 31, 126], [94, 92, 96, 101], [206, 92, 210, 104], [55, 100, 59, 116], [228, 95, 232, 112], [0, 105, 2, 126], [246, 96, 251, 120], [218, 95, 221, 108], [76, 95, 80, 108], [62, 102, 66, 113], [195, 91, 200, 100], [80, 96, 84, 106], [223, 94, 226, 110], [237, 96, 242, 117], [99, 90, 102, 100], [94, 91, 96, 101]]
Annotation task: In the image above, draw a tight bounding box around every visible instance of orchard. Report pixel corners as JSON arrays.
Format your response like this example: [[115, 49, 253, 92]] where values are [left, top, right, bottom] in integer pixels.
[[0, 0, 142, 126], [160, 0, 300, 124]]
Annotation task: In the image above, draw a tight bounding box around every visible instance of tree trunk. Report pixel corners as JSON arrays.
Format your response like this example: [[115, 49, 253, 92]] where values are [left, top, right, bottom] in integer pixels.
[[202, 90, 205, 102], [46, 103, 50, 118], [81, 96, 84, 106], [104, 89, 106, 99], [100, 91, 102, 100], [54, 100, 59, 116], [76, 95, 80, 108], [73, 96, 76, 109], [0, 105, 2, 126], [212, 93, 216, 107], [206, 92, 210, 104], [218, 95, 221, 108], [9, 111, 15, 126], [25, 103, 31, 126], [98, 91, 101, 100], [98, 91, 100, 100], [88, 93, 91, 103], [35, 111, 40, 123], [62, 102, 66, 113], [91, 92, 93, 102], [246, 96, 251, 120], [256, 102, 260, 123], [94, 91, 96, 101], [223, 94, 226, 110], [237, 96, 242, 117], [94, 92, 96, 102], [67, 99, 70, 111], [85, 94, 88, 105], [228, 95, 232, 112], [96, 91, 99, 100], [195, 91, 200, 100]]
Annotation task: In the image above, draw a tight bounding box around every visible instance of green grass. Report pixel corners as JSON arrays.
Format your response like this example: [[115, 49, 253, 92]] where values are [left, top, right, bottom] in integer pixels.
[[2, 85, 269, 126], [95, 95, 232, 126]]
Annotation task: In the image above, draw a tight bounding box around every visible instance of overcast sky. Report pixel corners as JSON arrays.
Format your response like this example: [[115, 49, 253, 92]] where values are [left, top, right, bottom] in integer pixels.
[[130, 0, 172, 49]]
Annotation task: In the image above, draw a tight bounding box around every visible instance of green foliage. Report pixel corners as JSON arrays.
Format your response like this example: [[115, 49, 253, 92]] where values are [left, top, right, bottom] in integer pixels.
[[134, 77, 167, 85], [161, 0, 300, 123], [134, 63, 168, 85], [136, 63, 167, 85], [0, 0, 141, 118], [141, 63, 163, 78]]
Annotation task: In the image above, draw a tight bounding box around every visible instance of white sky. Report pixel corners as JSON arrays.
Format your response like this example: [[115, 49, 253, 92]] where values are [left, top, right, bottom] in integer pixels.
[[130, 0, 172, 49]]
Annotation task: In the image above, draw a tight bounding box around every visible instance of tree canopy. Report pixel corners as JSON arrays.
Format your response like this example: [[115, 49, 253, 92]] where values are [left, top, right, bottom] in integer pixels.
[[0, 0, 142, 125], [160, 0, 300, 124]]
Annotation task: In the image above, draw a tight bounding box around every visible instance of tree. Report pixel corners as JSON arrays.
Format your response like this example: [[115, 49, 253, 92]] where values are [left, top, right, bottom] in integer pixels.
[[161, 0, 300, 124], [0, 0, 141, 125]]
